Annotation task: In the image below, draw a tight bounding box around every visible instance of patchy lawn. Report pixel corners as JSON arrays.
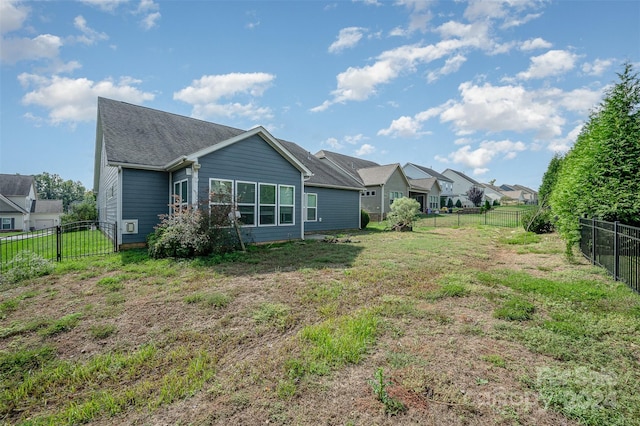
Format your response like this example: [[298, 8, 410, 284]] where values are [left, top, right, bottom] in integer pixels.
[[1, 223, 638, 425]]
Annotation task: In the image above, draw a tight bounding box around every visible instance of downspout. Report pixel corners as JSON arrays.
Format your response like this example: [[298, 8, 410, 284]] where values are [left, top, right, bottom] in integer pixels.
[[300, 174, 305, 240], [192, 163, 200, 209], [380, 184, 385, 221], [117, 166, 123, 249]]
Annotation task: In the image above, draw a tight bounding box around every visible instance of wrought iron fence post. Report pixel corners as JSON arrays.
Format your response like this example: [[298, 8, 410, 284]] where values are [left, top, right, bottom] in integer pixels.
[[114, 221, 118, 252], [591, 217, 596, 265], [614, 221, 619, 281], [56, 225, 62, 262]]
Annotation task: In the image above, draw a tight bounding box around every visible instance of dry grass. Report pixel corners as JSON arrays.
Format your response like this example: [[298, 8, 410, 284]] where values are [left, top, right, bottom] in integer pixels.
[[1, 223, 638, 425]]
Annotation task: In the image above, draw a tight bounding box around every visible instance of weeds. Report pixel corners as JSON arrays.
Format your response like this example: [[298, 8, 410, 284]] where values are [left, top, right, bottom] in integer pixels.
[[368, 367, 406, 415]]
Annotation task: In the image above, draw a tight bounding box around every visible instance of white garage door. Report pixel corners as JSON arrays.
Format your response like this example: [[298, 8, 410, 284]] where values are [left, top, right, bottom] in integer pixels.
[[35, 219, 55, 230]]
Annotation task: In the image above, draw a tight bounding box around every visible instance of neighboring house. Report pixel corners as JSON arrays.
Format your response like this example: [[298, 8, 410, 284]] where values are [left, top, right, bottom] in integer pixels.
[[315, 150, 413, 220], [408, 178, 442, 212], [94, 97, 363, 249], [441, 168, 486, 207], [0, 174, 63, 231], [512, 184, 539, 204], [480, 183, 505, 204], [403, 163, 454, 199], [500, 184, 538, 204], [500, 190, 526, 205]]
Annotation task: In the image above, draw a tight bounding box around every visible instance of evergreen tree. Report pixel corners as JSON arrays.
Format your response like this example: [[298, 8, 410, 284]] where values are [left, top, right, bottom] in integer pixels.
[[538, 154, 563, 206], [551, 63, 640, 248]]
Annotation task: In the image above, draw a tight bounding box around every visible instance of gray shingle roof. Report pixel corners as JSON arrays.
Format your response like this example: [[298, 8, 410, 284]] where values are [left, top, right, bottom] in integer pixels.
[[314, 150, 380, 184], [0, 174, 34, 196], [409, 177, 438, 192], [357, 164, 400, 186], [34, 199, 63, 214], [98, 97, 245, 167], [405, 163, 453, 182], [279, 141, 364, 190], [97, 98, 360, 191], [443, 168, 481, 186]]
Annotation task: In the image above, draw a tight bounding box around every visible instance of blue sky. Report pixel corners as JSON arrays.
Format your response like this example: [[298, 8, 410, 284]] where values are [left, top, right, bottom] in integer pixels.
[[1, 0, 638, 191]]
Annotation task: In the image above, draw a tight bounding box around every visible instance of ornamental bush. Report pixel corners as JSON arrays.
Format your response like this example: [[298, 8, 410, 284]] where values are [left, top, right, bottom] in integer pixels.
[[147, 198, 241, 259], [1, 251, 54, 285], [521, 208, 555, 234], [387, 197, 420, 230], [360, 209, 370, 229]]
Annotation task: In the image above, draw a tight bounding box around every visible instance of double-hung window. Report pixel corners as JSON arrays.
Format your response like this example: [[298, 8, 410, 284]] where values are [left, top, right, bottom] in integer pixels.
[[173, 179, 188, 209], [1, 218, 13, 230], [210, 179, 233, 205], [279, 185, 295, 225], [259, 183, 277, 225], [236, 181, 256, 226], [305, 193, 317, 221]]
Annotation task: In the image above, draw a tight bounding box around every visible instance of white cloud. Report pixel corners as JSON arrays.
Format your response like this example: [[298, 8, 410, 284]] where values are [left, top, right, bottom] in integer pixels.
[[0, 0, 29, 35], [174, 72, 275, 121], [324, 137, 342, 149], [355, 143, 375, 156], [328, 27, 366, 54], [0, 34, 63, 65], [79, 0, 128, 12], [18, 74, 154, 124], [140, 11, 161, 30], [439, 81, 566, 138], [517, 49, 579, 80], [378, 105, 444, 138], [582, 58, 612, 76], [520, 37, 552, 51], [443, 139, 526, 171], [344, 133, 367, 144], [426, 54, 466, 83], [72, 16, 109, 45]]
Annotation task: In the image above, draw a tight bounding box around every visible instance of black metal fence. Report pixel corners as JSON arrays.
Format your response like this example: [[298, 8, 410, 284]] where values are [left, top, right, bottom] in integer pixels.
[[0, 221, 118, 273], [421, 209, 528, 228], [579, 218, 639, 293]]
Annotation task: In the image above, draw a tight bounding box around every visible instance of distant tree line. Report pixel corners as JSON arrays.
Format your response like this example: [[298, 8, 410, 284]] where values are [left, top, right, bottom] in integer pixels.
[[34, 172, 97, 223], [537, 62, 640, 251]]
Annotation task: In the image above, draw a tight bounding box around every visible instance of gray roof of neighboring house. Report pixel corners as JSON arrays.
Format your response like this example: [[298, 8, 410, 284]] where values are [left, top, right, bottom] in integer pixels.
[[278, 140, 364, 190], [314, 150, 380, 183], [405, 163, 453, 182], [357, 164, 402, 186], [0, 174, 34, 196], [34, 199, 63, 214], [443, 168, 481, 186], [409, 177, 439, 192], [512, 184, 538, 195], [481, 183, 504, 193], [96, 97, 360, 191]]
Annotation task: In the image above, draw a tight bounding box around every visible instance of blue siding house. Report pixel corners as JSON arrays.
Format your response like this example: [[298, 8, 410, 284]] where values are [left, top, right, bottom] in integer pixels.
[[93, 98, 363, 249]]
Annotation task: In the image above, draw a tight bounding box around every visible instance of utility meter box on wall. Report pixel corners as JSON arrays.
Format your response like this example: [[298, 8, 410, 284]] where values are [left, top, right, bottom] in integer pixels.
[[122, 219, 138, 234]]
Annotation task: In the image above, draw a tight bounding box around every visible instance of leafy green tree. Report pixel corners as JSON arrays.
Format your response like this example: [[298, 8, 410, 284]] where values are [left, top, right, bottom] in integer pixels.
[[61, 192, 97, 223], [466, 186, 484, 207], [538, 154, 563, 206], [34, 172, 86, 212], [551, 63, 640, 249]]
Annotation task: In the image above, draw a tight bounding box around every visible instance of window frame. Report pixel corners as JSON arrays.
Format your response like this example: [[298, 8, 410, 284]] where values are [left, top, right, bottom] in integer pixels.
[[305, 193, 317, 222], [1, 218, 12, 230], [209, 178, 234, 206], [236, 181, 257, 227], [173, 179, 188, 208], [259, 183, 277, 226], [279, 184, 295, 226]]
